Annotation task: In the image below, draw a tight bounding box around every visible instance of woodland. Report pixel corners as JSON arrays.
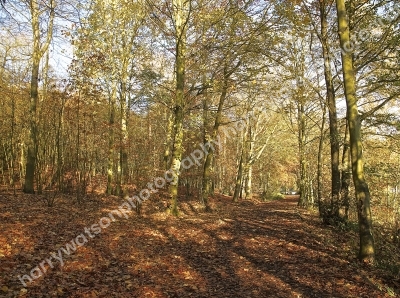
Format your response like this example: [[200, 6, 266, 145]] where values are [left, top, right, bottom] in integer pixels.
[[0, 0, 400, 297]]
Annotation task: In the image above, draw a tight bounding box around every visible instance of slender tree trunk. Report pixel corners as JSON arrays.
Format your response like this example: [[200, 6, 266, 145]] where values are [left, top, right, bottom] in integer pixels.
[[24, 48, 40, 193], [116, 57, 130, 196], [244, 124, 254, 199], [335, 0, 375, 263], [233, 132, 246, 202], [201, 68, 228, 211], [221, 136, 227, 194], [163, 110, 174, 170], [320, 0, 341, 218], [317, 102, 326, 214], [76, 92, 81, 202], [168, 0, 187, 216], [297, 101, 308, 207], [24, 0, 55, 194], [340, 121, 351, 220], [245, 164, 253, 199], [120, 110, 129, 194], [10, 91, 16, 195], [106, 84, 117, 195], [117, 81, 129, 197], [56, 96, 65, 192], [169, 106, 184, 215]]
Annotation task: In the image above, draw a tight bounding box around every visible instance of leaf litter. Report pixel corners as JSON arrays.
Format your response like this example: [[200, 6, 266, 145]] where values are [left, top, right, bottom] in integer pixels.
[[0, 193, 399, 298]]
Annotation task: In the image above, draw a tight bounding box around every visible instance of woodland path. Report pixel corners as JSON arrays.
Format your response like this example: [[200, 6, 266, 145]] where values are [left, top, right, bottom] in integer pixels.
[[0, 193, 398, 297]]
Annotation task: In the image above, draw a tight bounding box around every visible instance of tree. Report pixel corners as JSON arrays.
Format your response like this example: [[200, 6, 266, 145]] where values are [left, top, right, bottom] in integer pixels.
[[317, 0, 341, 219], [168, 0, 190, 215], [199, 3, 244, 209], [24, 0, 56, 193], [335, 0, 375, 263]]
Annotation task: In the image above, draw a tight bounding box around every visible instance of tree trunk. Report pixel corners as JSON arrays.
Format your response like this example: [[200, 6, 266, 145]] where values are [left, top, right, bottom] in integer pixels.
[[106, 83, 117, 195], [168, 105, 184, 215], [297, 100, 308, 207], [56, 95, 65, 192], [24, 44, 40, 194], [11, 94, 16, 195], [233, 133, 246, 202], [163, 110, 174, 170], [317, 101, 326, 214], [116, 55, 131, 196], [244, 124, 254, 200], [340, 121, 351, 220], [245, 165, 253, 199], [24, 0, 55, 194], [320, 0, 341, 218], [335, 0, 375, 263], [168, 0, 187, 216], [201, 68, 228, 211], [118, 81, 129, 197]]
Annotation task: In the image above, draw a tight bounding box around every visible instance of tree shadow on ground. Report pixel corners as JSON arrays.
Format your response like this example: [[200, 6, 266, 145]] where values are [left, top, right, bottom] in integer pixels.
[[0, 193, 395, 297]]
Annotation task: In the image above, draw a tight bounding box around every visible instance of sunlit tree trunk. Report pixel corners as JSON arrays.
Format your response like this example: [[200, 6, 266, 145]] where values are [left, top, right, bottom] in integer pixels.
[[119, 94, 129, 196], [245, 164, 253, 198], [297, 99, 309, 207], [335, 0, 375, 263], [106, 83, 117, 195], [232, 148, 244, 203], [117, 68, 129, 196], [244, 112, 277, 200], [233, 128, 247, 203]]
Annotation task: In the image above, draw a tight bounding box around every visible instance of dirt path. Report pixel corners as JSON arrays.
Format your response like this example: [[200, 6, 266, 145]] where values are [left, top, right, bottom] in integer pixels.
[[0, 193, 397, 297]]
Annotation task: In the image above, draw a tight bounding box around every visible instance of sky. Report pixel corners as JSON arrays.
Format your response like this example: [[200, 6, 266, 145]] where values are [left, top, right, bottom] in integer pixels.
[[0, 1, 81, 80]]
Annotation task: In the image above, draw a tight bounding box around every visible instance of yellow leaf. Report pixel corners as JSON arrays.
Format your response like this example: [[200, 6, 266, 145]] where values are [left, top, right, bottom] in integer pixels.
[[19, 288, 28, 296]]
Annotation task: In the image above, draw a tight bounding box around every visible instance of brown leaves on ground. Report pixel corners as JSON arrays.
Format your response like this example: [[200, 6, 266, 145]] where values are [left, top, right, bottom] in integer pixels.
[[0, 193, 399, 298]]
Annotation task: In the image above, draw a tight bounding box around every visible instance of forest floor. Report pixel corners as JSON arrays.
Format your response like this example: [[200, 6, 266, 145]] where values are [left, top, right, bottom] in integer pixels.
[[0, 191, 399, 298]]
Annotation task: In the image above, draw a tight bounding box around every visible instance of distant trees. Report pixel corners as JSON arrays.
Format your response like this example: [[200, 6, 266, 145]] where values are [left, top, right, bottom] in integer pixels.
[[70, 0, 150, 197]]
